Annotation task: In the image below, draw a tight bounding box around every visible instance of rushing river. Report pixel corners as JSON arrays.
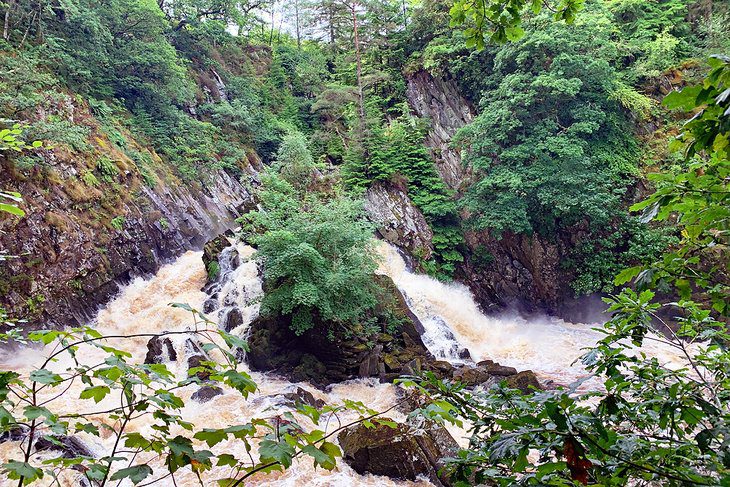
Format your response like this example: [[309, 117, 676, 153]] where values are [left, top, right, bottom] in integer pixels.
[[0, 241, 687, 486]]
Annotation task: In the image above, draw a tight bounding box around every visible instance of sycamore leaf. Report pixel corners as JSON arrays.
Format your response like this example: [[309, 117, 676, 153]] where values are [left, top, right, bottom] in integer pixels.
[[109, 465, 153, 484], [79, 385, 111, 403], [259, 439, 295, 468], [2, 461, 44, 485]]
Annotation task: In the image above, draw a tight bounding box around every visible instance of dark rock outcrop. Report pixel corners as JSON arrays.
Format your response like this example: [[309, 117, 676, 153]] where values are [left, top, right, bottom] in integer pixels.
[[458, 229, 574, 314], [364, 182, 434, 261], [338, 419, 458, 486], [35, 435, 94, 458], [405, 69, 474, 191], [279, 386, 326, 409], [144, 336, 177, 364], [505, 370, 542, 394], [247, 275, 436, 387], [202, 229, 236, 273], [0, 160, 257, 331], [191, 385, 224, 403]]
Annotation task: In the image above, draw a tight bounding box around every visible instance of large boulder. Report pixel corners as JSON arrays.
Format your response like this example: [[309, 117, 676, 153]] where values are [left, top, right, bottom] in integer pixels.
[[338, 419, 458, 486], [202, 230, 236, 273], [505, 370, 542, 394], [191, 385, 224, 403], [144, 336, 177, 364]]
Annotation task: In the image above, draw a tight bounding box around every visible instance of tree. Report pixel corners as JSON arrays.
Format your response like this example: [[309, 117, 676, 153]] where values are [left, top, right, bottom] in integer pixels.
[[242, 172, 379, 335], [448, 0, 585, 48], [272, 131, 318, 190], [455, 5, 638, 237]]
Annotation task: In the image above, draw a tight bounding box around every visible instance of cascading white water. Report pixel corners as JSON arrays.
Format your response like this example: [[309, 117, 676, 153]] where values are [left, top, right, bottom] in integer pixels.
[[0, 240, 689, 486], [0, 247, 427, 487], [375, 241, 690, 387]]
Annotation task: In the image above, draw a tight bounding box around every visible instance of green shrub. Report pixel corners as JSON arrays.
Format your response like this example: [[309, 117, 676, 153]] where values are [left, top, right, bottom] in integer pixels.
[[81, 171, 100, 187], [247, 173, 378, 336], [96, 156, 119, 183]]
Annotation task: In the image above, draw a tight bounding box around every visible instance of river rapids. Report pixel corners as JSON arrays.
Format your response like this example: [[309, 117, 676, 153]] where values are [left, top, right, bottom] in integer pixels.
[[0, 241, 688, 486]]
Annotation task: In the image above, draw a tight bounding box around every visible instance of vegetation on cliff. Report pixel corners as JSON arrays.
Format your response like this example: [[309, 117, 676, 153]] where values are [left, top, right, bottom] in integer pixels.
[[0, 0, 728, 485]]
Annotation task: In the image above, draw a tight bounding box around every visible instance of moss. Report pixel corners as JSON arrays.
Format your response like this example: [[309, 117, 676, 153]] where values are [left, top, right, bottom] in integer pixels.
[[44, 211, 69, 231], [65, 177, 100, 203]]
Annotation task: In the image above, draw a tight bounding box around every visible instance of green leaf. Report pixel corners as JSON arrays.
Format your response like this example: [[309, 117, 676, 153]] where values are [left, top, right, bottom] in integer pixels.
[[109, 464, 153, 484], [79, 385, 111, 403], [29, 368, 62, 385], [259, 439, 295, 468], [614, 266, 642, 286], [194, 428, 227, 447], [23, 405, 52, 420], [2, 461, 44, 485]]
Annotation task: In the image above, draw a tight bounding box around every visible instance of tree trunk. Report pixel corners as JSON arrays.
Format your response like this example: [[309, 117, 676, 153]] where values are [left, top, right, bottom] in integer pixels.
[[351, 2, 366, 148], [295, 0, 301, 49], [328, 4, 335, 52], [3, 0, 14, 41]]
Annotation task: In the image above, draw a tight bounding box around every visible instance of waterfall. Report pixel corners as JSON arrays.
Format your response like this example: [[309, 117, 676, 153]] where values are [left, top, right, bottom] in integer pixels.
[[375, 241, 689, 387], [0, 241, 688, 486]]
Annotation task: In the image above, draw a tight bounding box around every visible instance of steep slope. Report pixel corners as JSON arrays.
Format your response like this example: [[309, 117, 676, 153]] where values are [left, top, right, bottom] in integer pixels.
[[0, 97, 259, 328]]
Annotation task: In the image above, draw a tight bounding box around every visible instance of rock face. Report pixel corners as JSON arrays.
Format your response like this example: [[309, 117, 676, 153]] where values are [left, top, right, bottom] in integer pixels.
[[405, 70, 474, 191], [0, 156, 257, 330], [406, 69, 584, 314], [144, 336, 177, 364], [338, 419, 459, 486], [459, 229, 572, 314], [364, 182, 434, 260]]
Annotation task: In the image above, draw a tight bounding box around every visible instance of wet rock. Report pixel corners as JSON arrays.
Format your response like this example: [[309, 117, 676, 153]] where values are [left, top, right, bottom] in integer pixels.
[[338, 419, 458, 486], [0, 425, 28, 443], [428, 360, 456, 379], [476, 360, 518, 376], [505, 370, 542, 394], [280, 387, 325, 409], [191, 385, 224, 403], [220, 307, 244, 332], [202, 298, 219, 314], [186, 338, 212, 381], [358, 344, 384, 378], [486, 364, 518, 376], [202, 230, 236, 273], [457, 348, 472, 360], [460, 228, 579, 316], [144, 336, 177, 364], [364, 182, 434, 260], [452, 366, 491, 386], [290, 354, 328, 383], [35, 435, 94, 458]]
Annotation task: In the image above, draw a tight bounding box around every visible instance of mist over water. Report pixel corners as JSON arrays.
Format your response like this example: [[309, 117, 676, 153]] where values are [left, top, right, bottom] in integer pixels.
[[0, 241, 687, 486]]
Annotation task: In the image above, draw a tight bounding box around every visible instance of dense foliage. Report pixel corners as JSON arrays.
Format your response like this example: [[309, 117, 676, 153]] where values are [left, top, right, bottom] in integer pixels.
[[406, 55, 730, 487], [242, 172, 379, 335]]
